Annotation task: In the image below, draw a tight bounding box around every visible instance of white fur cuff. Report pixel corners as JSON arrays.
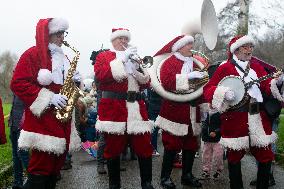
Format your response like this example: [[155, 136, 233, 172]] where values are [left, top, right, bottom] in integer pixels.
[[110, 59, 127, 82], [95, 120, 126, 135], [30, 88, 54, 117], [212, 86, 230, 113], [270, 79, 284, 102]]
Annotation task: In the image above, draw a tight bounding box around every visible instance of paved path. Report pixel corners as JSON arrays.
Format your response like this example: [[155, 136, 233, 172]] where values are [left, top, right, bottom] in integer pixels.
[[57, 147, 284, 189]]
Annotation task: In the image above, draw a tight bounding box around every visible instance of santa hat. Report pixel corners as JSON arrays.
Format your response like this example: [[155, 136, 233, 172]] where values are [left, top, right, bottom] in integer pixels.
[[227, 35, 254, 59], [110, 28, 131, 41], [154, 35, 194, 57], [35, 18, 69, 86]]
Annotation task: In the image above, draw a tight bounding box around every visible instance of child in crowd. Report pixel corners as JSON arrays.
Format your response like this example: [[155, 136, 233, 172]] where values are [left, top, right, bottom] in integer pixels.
[[201, 112, 224, 179]]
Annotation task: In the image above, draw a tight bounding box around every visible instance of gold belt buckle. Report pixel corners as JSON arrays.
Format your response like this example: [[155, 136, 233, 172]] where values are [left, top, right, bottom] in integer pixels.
[[249, 103, 259, 115]]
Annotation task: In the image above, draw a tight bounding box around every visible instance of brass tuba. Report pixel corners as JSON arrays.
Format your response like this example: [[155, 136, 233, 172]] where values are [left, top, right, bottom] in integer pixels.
[[55, 41, 84, 122], [148, 0, 218, 102]]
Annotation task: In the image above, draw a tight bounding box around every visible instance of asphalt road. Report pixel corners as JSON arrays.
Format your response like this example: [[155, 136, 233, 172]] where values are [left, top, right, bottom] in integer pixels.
[[57, 145, 284, 189]]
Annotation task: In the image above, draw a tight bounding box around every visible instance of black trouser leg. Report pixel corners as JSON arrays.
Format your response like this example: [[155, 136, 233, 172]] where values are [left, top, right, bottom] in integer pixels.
[[228, 162, 243, 189], [181, 150, 202, 187], [160, 150, 176, 189], [138, 157, 154, 189], [23, 174, 48, 189], [256, 161, 271, 189], [107, 157, 121, 189]]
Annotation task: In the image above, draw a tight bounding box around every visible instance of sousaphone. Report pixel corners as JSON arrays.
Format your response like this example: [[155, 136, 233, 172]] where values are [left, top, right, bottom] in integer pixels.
[[148, 0, 218, 102]]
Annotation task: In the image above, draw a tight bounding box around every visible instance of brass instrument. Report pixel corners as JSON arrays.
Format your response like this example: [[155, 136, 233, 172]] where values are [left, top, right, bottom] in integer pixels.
[[123, 45, 153, 68], [55, 41, 84, 122]]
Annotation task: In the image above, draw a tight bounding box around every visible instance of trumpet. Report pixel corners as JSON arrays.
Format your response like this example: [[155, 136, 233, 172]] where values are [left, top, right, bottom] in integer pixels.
[[122, 45, 153, 68]]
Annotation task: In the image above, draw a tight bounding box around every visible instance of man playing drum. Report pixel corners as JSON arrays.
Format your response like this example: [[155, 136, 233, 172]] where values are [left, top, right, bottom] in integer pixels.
[[203, 35, 284, 189], [154, 35, 207, 188]]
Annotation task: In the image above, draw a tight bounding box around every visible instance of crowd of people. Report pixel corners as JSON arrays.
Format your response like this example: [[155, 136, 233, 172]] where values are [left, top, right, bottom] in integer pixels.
[[0, 17, 283, 189]]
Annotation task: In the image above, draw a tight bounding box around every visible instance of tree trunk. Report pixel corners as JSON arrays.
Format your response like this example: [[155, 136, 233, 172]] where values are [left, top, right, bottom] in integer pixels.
[[237, 0, 250, 35]]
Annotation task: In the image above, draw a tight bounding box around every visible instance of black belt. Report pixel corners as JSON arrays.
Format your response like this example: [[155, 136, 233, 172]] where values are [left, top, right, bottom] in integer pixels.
[[229, 102, 264, 114], [102, 91, 143, 102]]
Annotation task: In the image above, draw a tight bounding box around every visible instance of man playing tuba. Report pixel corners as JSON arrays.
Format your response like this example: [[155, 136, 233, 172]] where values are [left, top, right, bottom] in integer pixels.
[[10, 18, 81, 189], [154, 35, 207, 188]]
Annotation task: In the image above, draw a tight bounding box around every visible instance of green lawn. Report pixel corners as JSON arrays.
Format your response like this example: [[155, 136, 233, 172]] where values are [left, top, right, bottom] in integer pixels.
[[0, 104, 12, 169], [277, 116, 284, 154]]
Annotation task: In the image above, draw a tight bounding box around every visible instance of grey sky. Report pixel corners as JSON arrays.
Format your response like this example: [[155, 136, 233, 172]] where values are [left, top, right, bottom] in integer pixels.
[[2, 0, 277, 78]]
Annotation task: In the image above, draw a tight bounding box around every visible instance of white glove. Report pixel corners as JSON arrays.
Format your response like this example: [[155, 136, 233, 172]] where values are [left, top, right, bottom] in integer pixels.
[[124, 61, 136, 74], [276, 73, 284, 86], [50, 94, 68, 109], [72, 71, 81, 83], [225, 90, 235, 101], [121, 46, 137, 62], [187, 71, 205, 80]]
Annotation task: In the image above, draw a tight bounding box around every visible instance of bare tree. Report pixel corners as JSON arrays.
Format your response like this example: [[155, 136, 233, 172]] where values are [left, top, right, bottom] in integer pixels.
[[237, 0, 250, 35], [0, 51, 18, 102]]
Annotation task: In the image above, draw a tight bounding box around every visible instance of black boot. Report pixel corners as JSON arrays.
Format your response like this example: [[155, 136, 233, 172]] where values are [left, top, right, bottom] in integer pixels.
[[228, 162, 243, 189], [256, 162, 271, 189], [160, 150, 176, 189], [181, 150, 202, 187], [138, 157, 154, 189], [23, 174, 48, 189], [269, 173, 276, 186], [45, 175, 57, 189], [107, 157, 121, 189]]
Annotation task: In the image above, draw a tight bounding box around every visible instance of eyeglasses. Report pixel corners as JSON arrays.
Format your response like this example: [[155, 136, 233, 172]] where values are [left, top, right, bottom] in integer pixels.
[[240, 44, 254, 50], [55, 31, 68, 38]]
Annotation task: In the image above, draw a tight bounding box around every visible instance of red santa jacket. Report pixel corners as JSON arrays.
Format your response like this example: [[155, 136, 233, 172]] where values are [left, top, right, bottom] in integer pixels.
[[0, 97, 7, 144], [155, 55, 204, 136], [94, 50, 153, 134], [10, 47, 80, 155], [203, 58, 281, 150]]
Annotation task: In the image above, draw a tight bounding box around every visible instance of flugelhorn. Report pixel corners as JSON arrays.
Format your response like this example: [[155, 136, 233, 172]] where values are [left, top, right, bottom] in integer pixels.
[[123, 45, 153, 68]]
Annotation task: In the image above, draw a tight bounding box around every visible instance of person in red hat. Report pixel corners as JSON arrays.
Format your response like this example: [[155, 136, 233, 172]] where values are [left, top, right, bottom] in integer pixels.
[[10, 18, 81, 189], [94, 28, 154, 189], [154, 35, 207, 188], [203, 35, 284, 189], [0, 97, 7, 145]]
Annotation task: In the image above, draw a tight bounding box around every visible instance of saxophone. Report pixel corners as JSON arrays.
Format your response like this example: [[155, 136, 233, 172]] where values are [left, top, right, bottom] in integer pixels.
[[55, 41, 84, 123]]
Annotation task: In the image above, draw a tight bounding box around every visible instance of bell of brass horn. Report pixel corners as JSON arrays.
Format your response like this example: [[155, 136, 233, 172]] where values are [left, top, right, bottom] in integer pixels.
[[181, 0, 218, 50]]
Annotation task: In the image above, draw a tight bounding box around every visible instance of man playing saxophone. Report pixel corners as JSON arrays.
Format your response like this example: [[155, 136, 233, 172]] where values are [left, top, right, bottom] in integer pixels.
[[94, 28, 154, 189], [10, 18, 81, 189], [154, 35, 206, 188]]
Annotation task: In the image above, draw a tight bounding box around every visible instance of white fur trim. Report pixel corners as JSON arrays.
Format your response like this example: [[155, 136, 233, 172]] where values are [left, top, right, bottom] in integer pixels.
[[128, 75, 139, 92], [176, 74, 189, 91], [155, 116, 188, 136], [127, 120, 153, 134], [212, 86, 230, 113], [248, 113, 278, 147], [48, 18, 69, 34], [270, 79, 284, 102], [110, 59, 127, 82], [172, 35, 194, 52], [190, 106, 201, 136], [69, 111, 81, 152], [219, 136, 249, 150], [110, 29, 131, 41], [18, 130, 66, 155], [230, 35, 254, 53], [29, 88, 54, 117], [95, 120, 126, 134], [37, 69, 53, 86]]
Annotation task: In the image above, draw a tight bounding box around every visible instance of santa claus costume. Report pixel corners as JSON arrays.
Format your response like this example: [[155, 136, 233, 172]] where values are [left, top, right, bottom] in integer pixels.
[[94, 28, 154, 189], [154, 35, 205, 188], [10, 18, 81, 189], [0, 97, 7, 144], [203, 35, 283, 189]]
